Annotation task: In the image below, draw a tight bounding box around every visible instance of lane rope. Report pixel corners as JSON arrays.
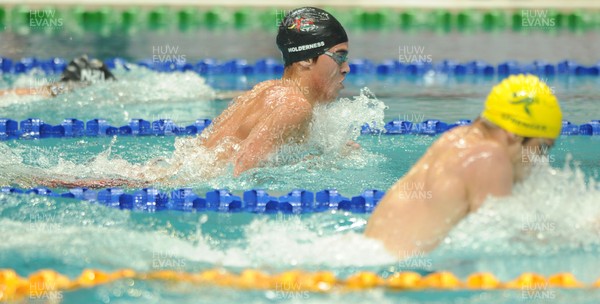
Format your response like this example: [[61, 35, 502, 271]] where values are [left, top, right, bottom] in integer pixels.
[[1, 117, 598, 140], [1, 57, 600, 76], [1, 187, 383, 214], [0, 268, 596, 301]]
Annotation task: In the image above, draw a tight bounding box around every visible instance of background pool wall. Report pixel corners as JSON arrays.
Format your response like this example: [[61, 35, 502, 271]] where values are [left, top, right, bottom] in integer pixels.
[[2, 4, 600, 62], [4, 0, 600, 8]]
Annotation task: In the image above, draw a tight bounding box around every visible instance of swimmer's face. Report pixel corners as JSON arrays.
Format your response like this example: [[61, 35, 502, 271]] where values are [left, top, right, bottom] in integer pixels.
[[515, 137, 556, 180], [312, 42, 350, 102], [523, 138, 555, 153]]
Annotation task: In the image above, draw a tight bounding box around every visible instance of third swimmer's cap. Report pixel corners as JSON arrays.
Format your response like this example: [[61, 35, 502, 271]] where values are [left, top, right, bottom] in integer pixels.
[[276, 7, 348, 66], [482, 74, 562, 139], [60, 55, 116, 83]]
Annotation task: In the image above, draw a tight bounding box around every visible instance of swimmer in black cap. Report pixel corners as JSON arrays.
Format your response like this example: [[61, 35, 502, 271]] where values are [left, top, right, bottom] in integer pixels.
[[127, 7, 350, 180], [0, 55, 116, 97], [201, 6, 351, 176], [38, 7, 351, 189]]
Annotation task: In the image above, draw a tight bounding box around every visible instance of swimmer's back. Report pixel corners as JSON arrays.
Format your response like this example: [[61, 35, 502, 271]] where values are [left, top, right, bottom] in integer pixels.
[[365, 125, 512, 255], [201, 79, 308, 148]]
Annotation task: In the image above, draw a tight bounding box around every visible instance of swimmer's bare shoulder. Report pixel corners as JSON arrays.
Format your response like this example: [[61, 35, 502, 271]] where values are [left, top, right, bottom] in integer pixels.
[[232, 89, 312, 176], [215, 80, 280, 102], [457, 138, 513, 211]]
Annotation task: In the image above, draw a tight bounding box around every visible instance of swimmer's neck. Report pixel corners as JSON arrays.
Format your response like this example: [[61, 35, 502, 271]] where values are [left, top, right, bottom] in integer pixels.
[[473, 117, 515, 146], [472, 117, 525, 178], [281, 69, 319, 105]]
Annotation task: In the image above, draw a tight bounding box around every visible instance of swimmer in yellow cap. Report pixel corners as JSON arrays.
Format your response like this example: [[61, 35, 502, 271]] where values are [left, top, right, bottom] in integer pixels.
[[365, 74, 562, 258]]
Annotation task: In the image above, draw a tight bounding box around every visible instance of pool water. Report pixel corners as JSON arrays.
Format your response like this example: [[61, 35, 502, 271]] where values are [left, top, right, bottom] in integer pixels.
[[1, 68, 600, 303], [2, 66, 600, 125]]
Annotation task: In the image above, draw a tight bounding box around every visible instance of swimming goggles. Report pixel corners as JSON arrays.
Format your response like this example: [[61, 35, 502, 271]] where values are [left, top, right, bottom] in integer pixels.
[[323, 51, 348, 65]]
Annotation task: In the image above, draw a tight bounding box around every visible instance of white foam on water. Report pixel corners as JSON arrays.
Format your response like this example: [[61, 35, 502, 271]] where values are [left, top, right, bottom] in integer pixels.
[[0, 192, 394, 271], [226, 214, 396, 269], [0, 67, 217, 129], [2, 157, 600, 276], [436, 157, 600, 256], [40, 136, 226, 187], [199, 87, 388, 191], [426, 157, 600, 282], [0, 87, 387, 190], [309, 87, 386, 154], [0, 66, 215, 109]]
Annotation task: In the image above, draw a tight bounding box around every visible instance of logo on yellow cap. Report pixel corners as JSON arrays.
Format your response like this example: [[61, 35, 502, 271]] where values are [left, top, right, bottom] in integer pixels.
[[510, 95, 536, 116], [482, 74, 562, 139]]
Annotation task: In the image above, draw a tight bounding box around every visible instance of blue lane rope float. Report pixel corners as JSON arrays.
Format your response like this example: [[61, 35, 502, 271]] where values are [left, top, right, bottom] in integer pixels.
[[1, 56, 600, 77], [0, 118, 212, 140], [1, 118, 599, 140], [0, 187, 385, 214], [363, 119, 600, 136]]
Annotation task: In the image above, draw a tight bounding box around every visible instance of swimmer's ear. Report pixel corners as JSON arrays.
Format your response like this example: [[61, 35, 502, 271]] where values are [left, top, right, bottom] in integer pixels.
[[507, 132, 524, 144], [298, 58, 314, 68]]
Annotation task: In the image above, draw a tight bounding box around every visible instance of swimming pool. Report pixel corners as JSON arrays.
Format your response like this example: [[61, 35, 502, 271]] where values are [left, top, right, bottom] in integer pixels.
[[2, 5, 600, 301], [1, 63, 600, 303]]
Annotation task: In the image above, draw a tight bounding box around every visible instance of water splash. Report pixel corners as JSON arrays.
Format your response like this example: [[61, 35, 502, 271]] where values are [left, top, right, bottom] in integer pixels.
[[309, 87, 386, 154], [0, 66, 216, 124], [2, 158, 600, 282], [0, 87, 387, 191], [428, 158, 600, 280], [235, 213, 395, 269], [203, 87, 388, 191], [0, 192, 393, 274], [436, 158, 600, 256]]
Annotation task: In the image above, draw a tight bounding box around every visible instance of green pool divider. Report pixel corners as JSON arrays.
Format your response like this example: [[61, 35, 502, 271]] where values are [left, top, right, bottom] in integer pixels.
[[511, 10, 524, 31], [591, 10, 600, 30], [67, 6, 84, 25], [399, 10, 431, 31], [0, 6, 599, 33], [0, 7, 5, 30], [204, 8, 226, 29], [257, 8, 281, 31], [350, 9, 395, 30], [121, 7, 140, 31], [10, 6, 29, 29], [147, 7, 171, 30], [456, 10, 480, 32], [8, 5, 56, 33], [427, 9, 452, 32], [567, 11, 588, 31], [552, 11, 565, 29], [322, 7, 347, 27], [177, 8, 194, 26], [482, 10, 507, 31], [232, 8, 253, 29]]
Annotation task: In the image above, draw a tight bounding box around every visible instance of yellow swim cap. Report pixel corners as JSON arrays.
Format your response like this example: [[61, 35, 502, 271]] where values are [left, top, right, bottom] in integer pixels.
[[481, 74, 562, 139]]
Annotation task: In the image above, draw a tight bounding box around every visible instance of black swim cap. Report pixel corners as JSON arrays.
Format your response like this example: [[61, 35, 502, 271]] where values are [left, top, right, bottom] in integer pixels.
[[276, 7, 348, 66], [60, 55, 116, 83]]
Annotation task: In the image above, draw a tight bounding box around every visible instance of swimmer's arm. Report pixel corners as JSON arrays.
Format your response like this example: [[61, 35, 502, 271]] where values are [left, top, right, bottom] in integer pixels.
[[37, 177, 145, 189], [233, 101, 312, 177], [0, 86, 52, 97], [464, 146, 513, 212], [0, 83, 71, 97]]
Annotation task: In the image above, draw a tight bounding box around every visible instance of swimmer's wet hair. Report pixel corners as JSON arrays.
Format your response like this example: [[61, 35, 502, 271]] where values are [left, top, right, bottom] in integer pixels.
[[284, 55, 319, 68]]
